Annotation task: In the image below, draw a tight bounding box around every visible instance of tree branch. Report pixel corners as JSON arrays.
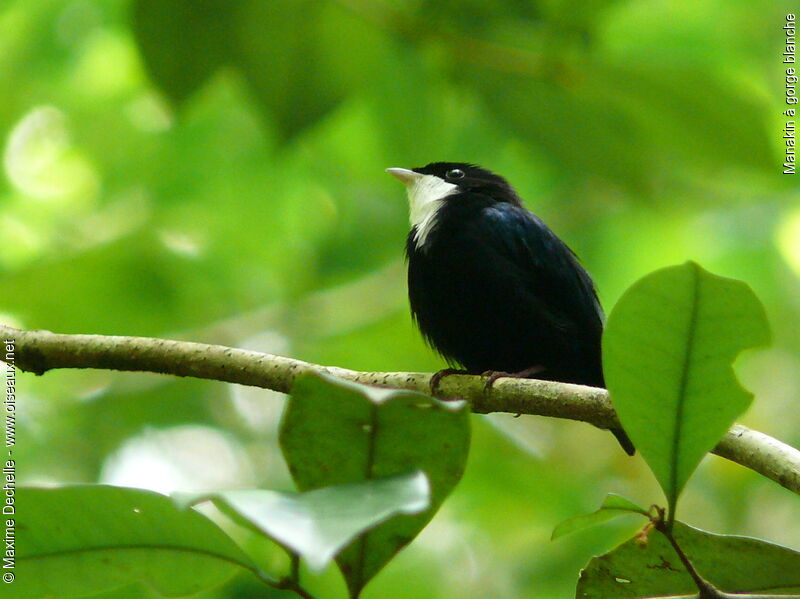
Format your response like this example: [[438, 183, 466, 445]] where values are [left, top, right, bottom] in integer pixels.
[[2, 325, 799, 497]]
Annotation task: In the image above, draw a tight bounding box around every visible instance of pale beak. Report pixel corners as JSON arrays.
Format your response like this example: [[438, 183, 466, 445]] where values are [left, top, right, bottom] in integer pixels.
[[386, 167, 423, 186]]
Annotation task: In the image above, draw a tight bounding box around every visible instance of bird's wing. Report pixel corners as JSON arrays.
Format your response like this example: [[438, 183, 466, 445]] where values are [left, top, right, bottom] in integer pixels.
[[477, 202, 604, 340]]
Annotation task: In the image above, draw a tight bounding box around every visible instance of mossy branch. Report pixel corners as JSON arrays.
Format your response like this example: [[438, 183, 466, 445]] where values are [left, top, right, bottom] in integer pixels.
[[2, 325, 798, 496]]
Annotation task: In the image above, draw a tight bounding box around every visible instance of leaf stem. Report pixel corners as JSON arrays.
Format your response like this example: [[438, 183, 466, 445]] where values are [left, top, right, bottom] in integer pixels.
[[667, 262, 701, 528], [239, 551, 317, 599], [290, 552, 301, 584], [652, 510, 723, 599]]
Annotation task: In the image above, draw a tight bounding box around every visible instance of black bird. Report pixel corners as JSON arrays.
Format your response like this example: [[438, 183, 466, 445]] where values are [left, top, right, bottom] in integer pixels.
[[387, 162, 634, 455]]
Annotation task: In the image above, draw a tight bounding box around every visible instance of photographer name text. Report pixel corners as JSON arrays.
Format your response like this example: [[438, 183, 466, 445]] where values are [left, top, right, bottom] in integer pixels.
[[3, 340, 16, 584]]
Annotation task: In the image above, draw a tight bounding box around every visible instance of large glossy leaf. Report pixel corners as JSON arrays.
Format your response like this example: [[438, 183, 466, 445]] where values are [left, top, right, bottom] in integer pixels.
[[175, 471, 430, 572], [578, 521, 800, 598], [13, 485, 256, 599], [603, 262, 770, 516], [280, 372, 471, 598]]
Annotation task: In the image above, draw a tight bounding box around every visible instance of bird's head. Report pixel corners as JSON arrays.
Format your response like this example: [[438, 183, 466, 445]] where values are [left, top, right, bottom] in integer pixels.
[[387, 162, 518, 199], [387, 162, 522, 246]]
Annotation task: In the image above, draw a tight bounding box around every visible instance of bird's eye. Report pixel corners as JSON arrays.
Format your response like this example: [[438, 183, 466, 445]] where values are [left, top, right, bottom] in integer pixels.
[[446, 169, 465, 180]]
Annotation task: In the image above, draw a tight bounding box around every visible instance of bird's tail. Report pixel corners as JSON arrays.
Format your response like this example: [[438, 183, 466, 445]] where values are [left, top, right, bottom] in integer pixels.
[[612, 427, 636, 456]]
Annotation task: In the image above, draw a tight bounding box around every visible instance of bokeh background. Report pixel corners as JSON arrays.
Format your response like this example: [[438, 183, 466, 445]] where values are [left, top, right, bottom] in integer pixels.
[[3, 0, 800, 597]]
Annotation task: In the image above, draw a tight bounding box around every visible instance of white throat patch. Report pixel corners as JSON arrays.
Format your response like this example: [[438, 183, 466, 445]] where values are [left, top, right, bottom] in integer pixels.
[[406, 174, 458, 248]]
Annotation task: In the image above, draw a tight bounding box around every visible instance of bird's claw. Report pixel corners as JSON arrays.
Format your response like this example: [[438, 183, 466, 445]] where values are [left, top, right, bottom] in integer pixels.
[[481, 370, 513, 393], [481, 365, 546, 393], [429, 368, 469, 396]]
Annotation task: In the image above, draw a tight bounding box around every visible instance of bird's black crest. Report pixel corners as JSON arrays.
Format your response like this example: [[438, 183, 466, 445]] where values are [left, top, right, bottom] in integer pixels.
[[413, 162, 523, 206]]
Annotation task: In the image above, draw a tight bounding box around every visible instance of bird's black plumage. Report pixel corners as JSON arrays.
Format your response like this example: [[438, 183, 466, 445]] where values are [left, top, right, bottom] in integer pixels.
[[389, 162, 634, 455]]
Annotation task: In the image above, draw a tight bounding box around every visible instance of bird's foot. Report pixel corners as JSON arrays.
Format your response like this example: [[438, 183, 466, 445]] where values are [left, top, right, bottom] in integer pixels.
[[481, 366, 546, 393], [429, 368, 469, 396]]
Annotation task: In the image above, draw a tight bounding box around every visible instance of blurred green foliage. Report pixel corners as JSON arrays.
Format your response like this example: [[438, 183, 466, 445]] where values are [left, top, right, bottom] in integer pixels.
[[2, 0, 799, 597]]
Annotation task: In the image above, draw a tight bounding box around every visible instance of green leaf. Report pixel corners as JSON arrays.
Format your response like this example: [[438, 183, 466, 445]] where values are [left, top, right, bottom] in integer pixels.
[[13, 485, 257, 599], [551, 494, 649, 540], [231, 0, 342, 139], [603, 262, 770, 516], [577, 521, 800, 598], [131, 0, 237, 104], [132, 0, 391, 139], [175, 470, 430, 573], [280, 372, 471, 598]]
